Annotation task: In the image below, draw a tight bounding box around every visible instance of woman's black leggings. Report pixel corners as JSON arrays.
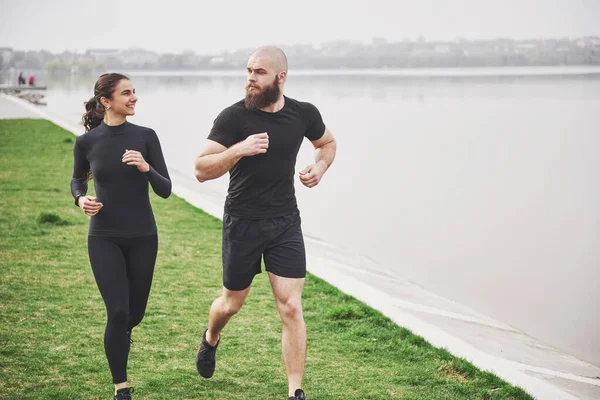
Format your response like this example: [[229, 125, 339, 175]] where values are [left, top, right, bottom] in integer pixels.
[[88, 234, 158, 384]]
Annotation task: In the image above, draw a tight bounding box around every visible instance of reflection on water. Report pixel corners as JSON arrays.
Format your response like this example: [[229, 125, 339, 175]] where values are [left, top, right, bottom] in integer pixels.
[[26, 68, 600, 366]]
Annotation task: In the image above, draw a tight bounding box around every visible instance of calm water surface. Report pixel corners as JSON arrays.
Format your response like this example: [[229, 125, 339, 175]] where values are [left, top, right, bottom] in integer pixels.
[[28, 67, 600, 366]]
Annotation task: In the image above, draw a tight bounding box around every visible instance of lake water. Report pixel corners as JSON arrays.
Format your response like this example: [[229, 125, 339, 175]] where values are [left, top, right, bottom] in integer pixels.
[[14, 66, 600, 366]]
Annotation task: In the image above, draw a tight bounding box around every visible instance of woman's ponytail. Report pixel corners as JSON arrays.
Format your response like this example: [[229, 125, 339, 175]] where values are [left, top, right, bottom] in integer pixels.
[[82, 96, 105, 132]]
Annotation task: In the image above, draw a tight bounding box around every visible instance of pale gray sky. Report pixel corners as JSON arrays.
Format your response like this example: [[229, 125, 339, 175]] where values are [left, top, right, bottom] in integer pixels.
[[1, 0, 598, 54]]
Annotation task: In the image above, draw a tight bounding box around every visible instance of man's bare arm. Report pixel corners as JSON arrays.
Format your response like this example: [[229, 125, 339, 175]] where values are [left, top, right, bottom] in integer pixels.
[[313, 127, 336, 171], [195, 133, 269, 182], [299, 128, 336, 188]]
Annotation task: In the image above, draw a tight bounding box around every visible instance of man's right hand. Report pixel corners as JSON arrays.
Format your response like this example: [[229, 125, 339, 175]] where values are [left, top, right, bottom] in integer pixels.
[[239, 132, 269, 156], [78, 196, 103, 216]]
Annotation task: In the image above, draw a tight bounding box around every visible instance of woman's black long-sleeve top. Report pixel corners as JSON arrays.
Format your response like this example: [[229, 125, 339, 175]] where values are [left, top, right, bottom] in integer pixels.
[[70, 121, 171, 237]]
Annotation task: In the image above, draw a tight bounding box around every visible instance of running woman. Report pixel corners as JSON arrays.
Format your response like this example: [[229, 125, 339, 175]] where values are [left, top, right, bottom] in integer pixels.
[[71, 73, 171, 400]]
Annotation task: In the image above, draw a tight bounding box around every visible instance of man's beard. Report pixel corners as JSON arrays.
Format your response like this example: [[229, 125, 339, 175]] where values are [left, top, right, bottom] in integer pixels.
[[245, 76, 280, 110]]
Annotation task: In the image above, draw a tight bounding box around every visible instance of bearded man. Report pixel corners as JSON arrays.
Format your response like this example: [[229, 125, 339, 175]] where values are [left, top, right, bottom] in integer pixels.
[[193, 46, 337, 400]]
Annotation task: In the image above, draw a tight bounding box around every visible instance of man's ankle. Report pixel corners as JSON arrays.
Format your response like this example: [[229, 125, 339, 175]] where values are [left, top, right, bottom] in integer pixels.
[[205, 329, 219, 347]]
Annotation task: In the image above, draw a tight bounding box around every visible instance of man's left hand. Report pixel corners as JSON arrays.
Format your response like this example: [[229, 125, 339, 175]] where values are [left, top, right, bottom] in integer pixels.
[[299, 161, 327, 188]]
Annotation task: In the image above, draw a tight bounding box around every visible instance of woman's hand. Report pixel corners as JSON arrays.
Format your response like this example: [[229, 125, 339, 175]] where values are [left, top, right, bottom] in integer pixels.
[[78, 196, 103, 216], [122, 149, 150, 172]]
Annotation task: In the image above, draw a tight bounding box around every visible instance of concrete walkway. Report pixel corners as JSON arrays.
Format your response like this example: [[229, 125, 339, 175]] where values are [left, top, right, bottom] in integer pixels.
[[0, 95, 44, 119], [2, 93, 599, 399]]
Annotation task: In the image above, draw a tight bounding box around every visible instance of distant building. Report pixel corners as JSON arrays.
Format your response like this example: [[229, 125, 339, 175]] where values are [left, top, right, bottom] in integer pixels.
[[371, 37, 388, 46], [120, 48, 160, 68], [209, 56, 225, 66], [515, 42, 537, 53], [86, 49, 121, 63], [577, 36, 600, 48], [181, 52, 210, 69], [434, 44, 451, 54]]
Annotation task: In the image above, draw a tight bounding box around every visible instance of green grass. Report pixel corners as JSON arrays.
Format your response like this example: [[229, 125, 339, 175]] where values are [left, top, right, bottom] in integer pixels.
[[0, 119, 534, 399]]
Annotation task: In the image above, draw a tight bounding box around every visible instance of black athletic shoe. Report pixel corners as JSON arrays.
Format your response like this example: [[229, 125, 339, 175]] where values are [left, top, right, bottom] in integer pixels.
[[288, 388, 306, 400], [114, 387, 134, 400], [196, 329, 219, 378]]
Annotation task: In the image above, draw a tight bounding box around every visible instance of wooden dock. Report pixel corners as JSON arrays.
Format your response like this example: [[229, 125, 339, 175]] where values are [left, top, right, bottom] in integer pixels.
[[0, 86, 47, 91]]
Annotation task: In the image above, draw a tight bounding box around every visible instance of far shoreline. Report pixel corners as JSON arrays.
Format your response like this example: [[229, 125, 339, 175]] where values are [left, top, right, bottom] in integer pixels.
[[120, 65, 600, 78], [5, 66, 600, 84]]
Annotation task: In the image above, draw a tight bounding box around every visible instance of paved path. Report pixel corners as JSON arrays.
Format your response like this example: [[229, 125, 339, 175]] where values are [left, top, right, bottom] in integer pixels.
[[0, 95, 43, 119]]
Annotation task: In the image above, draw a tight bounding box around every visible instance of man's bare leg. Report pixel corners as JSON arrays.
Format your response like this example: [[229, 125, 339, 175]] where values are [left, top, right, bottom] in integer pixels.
[[269, 273, 306, 397], [206, 286, 251, 345], [196, 285, 252, 378]]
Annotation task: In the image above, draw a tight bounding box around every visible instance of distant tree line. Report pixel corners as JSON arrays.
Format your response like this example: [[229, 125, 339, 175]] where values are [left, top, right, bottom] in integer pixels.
[[1, 37, 599, 74]]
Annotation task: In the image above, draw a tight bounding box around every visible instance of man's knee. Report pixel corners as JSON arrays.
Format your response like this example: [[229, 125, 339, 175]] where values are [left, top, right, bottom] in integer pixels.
[[223, 301, 243, 316], [278, 298, 303, 322], [217, 285, 250, 317], [219, 294, 246, 317]]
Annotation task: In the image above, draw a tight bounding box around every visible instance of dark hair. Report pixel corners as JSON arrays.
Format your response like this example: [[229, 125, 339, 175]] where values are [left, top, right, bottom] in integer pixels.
[[82, 73, 129, 132]]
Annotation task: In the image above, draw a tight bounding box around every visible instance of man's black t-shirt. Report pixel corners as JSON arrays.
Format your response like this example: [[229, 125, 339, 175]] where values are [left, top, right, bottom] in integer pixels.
[[71, 121, 171, 237], [208, 96, 325, 219]]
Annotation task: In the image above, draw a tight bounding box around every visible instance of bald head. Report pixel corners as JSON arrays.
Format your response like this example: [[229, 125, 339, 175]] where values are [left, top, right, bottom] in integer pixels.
[[251, 46, 288, 73]]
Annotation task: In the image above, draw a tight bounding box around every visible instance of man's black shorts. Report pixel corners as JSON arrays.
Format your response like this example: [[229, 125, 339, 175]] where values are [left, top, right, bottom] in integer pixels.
[[222, 210, 306, 291]]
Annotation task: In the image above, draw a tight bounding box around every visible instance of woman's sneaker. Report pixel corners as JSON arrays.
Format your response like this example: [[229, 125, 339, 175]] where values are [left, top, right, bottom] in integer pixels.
[[114, 387, 134, 400], [196, 329, 220, 378], [288, 388, 306, 400]]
